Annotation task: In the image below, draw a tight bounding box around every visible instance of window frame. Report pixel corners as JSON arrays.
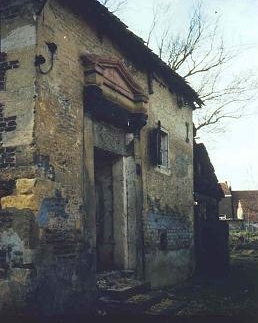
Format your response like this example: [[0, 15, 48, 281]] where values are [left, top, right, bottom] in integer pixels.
[[155, 124, 171, 175], [158, 126, 169, 168]]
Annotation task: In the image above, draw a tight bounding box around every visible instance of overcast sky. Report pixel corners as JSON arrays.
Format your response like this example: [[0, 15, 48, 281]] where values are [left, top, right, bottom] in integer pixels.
[[115, 0, 258, 190]]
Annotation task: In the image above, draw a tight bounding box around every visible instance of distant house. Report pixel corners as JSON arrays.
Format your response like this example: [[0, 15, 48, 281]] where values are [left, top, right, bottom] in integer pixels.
[[194, 142, 228, 278], [232, 191, 258, 224], [219, 183, 258, 223], [219, 183, 258, 231]]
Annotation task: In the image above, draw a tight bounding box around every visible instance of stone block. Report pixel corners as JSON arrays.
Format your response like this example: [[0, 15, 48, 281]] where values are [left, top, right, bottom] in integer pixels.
[[16, 178, 36, 194], [1, 194, 38, 212]]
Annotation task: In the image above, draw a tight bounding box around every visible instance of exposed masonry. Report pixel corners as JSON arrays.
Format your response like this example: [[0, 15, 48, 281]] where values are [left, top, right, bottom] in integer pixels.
[[145, 195, 192, 252], [0, 52, 19, 168], [0, 52, 20, 91], [0, 103, 17, 168], [147, 212, 191, 251], [0, 209, 35, 281]]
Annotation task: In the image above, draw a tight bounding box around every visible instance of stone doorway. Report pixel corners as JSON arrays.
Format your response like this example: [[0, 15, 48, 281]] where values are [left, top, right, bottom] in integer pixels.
[[94, 148, 116, 272], [94, 148, 137, 272]]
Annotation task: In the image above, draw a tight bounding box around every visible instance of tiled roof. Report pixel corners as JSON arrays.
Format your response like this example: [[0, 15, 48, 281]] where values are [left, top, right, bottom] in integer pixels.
[[60, 0, 203, 108], [232, 191, 258, 222]]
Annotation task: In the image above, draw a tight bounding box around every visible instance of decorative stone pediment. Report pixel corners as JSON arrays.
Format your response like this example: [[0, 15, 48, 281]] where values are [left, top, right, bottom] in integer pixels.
[[81, 54, 148, 113]]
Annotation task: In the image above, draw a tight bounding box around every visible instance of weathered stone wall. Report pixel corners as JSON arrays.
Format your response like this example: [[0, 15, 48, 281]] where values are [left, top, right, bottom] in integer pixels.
[[0, 0, 195, 313], [141, 76, 194, 286], [34, 0, 143, 287], [0, 0, 96, 315], [0, 1, 38, 314], [0, 1, 37, 176], [32, 0, 97, 314], [35, 0, 195, 288]]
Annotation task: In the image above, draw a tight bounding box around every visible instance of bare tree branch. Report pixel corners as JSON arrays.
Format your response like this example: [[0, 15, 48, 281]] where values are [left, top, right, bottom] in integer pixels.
[[98, 0, 127, 13], [146, 8, 158, 48], [100, 0, 258, 133], [144, 1, 258, 133]]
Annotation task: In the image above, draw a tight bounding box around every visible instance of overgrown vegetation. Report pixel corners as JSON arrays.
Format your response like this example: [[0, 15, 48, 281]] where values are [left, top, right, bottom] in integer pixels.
[[229, 230, 258, 251]]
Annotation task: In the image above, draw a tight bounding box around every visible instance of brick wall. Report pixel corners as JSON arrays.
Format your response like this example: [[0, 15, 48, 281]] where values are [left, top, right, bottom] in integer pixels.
[[0, 103, 17, 168], [0, 52, 19, 90], [0, 50, 19, 171]]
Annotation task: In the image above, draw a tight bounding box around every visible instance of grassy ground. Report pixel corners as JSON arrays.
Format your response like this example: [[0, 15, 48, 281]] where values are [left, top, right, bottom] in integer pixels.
[[171, 231, 258, 322]]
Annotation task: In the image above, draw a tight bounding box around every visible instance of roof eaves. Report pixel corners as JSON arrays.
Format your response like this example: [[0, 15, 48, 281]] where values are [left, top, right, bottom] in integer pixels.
[[60, 0, 203, 108]]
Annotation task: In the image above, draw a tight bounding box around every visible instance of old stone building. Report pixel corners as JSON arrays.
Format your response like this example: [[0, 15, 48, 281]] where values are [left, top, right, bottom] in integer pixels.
[[231, 190, 258, 225], [219, 183, 258, 231], [0, 0, 203, 315]]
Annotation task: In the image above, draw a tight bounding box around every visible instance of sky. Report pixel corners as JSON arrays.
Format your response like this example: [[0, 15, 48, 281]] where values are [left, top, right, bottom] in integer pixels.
[[113, 0, 258, 190]]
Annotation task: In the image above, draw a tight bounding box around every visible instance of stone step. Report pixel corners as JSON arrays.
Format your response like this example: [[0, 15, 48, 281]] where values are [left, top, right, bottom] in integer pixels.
[[98, 290, 167, 314], [99, 279, 151, 300], [144, 297, 186, 316], [96, 269, 135, 281]]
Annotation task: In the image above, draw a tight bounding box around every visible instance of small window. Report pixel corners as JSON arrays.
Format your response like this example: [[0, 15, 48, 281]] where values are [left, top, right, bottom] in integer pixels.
[[159, 129, 169, 168], [149, 121, 170, 170]]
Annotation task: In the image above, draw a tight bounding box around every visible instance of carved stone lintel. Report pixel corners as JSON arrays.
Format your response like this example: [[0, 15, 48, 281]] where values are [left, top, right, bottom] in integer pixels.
[[81, 54, 148, 110]]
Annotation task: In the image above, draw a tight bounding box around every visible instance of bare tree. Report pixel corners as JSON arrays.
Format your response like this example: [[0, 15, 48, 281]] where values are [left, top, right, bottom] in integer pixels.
[[98, 0, 127, 13], [194, 69, 257, 132], [146, 2, 258, 134]]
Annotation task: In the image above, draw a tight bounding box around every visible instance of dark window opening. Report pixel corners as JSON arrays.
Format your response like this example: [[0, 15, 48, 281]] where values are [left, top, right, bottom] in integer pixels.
[[159, 230, 168, 251], [0, 250, 8, 279]]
